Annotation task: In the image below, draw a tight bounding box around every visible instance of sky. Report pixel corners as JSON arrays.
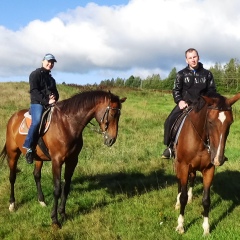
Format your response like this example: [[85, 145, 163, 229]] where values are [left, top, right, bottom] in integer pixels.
[[0, 0, 240, 85]]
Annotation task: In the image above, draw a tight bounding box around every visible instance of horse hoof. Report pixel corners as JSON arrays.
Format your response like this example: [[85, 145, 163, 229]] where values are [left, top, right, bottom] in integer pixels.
[[9, 203, 15, 212], [176, 226, 184, 234], [175, 204, 180, 210], [51, 222, 62, 230], [39, 201, 47, 207]]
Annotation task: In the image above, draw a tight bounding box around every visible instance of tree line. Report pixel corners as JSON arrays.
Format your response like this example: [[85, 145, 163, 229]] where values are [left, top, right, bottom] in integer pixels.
[[98, 58, 240, 94]]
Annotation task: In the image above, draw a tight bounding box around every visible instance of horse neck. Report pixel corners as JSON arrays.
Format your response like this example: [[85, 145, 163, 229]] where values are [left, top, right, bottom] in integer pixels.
[[55, 103, 96, 132], [187, 104, 208, 137]]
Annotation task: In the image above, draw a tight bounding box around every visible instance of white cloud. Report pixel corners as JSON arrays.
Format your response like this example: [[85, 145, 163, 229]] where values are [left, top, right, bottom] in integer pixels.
[[0, 0, 240, 84]]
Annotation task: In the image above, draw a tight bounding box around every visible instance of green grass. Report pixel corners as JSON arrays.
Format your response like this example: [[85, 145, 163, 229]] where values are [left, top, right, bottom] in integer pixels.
[[0, 83, 240, 239]]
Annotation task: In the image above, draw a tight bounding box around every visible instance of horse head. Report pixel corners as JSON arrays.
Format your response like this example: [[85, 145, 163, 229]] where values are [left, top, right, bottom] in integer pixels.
[[203, 92, 240, 166], [97, 92, 126, 147]]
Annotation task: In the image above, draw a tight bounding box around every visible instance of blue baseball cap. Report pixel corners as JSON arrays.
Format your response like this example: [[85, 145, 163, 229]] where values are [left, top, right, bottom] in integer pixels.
[[43, 53, 57, 62]]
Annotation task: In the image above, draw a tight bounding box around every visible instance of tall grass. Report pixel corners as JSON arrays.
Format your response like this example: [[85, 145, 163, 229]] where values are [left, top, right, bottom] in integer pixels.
[[0, 83, 240, 239]]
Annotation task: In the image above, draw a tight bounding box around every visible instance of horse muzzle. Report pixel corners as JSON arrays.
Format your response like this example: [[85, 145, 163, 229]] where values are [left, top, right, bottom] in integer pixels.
[[211, 155, 228, 166], [103, 133, 116, 147]]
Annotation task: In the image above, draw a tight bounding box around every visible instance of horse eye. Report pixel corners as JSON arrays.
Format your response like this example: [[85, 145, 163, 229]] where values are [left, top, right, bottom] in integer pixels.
[[110, 110, 119, 118], [208, 120, 213, 126]]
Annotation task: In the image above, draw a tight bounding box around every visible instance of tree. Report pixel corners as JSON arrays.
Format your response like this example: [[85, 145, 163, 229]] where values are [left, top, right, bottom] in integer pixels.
[[114, 77, 125, 87], [209, 63, 224, 92], [162, 67, 177, 90], [125, 75, 141, 88], [224, 58, 239, 92]]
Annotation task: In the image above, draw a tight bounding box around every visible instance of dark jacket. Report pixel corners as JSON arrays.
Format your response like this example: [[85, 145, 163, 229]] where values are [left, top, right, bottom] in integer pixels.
[[172, 62, 216, 104], [29, 67, 59, 106]]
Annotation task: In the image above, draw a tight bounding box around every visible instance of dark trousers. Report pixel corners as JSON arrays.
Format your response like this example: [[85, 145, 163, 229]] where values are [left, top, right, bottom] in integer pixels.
[[163, 105, 183, 146]]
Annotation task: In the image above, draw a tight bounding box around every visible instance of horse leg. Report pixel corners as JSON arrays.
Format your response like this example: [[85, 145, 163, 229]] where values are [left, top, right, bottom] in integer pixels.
[[175, 170, 195, 209], [176, 167, 189, 234], [33, 160, 46, 207], [8, 151, 21, 212], [188, 171, 196, 203], [175, 179, 181, 210], [58, 158, 78, 222], [201, 166, 215, 236], [51, 160, 63, 229]]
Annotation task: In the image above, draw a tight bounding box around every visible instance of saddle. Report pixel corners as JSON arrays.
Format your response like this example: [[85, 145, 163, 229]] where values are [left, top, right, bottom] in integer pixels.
[[19, 107, 54, 160], [19, 107, 53, 135], [170, 106, 193, 144]]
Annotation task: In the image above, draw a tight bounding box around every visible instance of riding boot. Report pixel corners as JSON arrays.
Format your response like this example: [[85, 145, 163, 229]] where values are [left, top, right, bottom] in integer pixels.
[[161, 143, 174, 159], [25, 149, 34, 164]]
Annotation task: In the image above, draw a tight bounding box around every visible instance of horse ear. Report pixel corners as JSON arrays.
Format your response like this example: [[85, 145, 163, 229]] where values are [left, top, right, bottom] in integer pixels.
[[228, 92, 240, 106], [202, 96, 215, 105], [120, 97, 127, 103]]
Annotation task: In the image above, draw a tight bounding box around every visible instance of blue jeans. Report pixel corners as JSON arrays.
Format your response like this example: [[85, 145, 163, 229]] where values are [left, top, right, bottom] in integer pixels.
[[23, 104, 44, 149]]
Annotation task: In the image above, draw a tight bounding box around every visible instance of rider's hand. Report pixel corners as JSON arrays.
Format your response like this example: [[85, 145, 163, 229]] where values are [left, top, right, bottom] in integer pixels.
[[49, 98, 56, 104], [49, 93, 56, 100], [178, 100, 188, 110]]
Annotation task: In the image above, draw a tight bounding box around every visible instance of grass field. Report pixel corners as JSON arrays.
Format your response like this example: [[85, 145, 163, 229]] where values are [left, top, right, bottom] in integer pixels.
[[0, 82, 240, 239]]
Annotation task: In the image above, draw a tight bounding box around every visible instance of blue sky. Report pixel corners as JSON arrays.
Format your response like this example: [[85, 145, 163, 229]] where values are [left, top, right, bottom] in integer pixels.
[[0, 0, 240, 85], [0, 1, 129, 31]]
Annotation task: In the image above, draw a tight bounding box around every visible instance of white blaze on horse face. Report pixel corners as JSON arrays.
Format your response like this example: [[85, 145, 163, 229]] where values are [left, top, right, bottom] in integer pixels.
[[218, 111, 226, 123], [214, 112, 226, 165]]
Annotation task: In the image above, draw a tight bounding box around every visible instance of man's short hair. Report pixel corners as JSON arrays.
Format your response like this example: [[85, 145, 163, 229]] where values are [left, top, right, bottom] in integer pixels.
[[185, 48, 199, 58]]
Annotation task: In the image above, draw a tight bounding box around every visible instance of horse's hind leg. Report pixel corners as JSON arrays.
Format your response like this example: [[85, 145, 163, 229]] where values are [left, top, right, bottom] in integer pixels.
[[58, 157, 78, 222], [8, 150, 21, 212], [33, 161, 46, 207]]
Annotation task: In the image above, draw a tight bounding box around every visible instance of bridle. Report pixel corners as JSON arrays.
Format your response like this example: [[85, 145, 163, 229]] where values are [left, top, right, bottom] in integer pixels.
[[61, 96, 121, 136], [86, 101, 121, 136], [100, 103, 121, 135]]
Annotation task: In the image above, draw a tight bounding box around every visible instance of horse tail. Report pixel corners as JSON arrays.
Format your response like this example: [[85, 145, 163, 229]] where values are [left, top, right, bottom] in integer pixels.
[[0, 144, 7, 163]]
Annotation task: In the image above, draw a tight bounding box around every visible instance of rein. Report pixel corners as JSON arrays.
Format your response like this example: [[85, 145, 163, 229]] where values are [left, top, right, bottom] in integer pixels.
[[188, 107, 210, 152]]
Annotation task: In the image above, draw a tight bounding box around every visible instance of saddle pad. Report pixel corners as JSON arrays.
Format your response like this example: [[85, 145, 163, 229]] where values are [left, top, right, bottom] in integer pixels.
[[19, 109, 52, 135], [171, 107, 193, 144]]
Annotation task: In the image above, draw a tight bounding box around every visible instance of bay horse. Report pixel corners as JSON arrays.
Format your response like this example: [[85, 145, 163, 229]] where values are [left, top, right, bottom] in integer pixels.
[[0, 90, 126, 228], [174, 92, 240, 236]]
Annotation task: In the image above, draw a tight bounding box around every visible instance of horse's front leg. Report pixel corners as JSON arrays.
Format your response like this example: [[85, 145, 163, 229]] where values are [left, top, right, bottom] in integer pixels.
[[58, 157, 78, 222], [201, 166, 215, 236], [187, 171, 196, 203], [33, 160, 46, 207], [175, 171, 195, 208], [175, 179, 181, 210], [51, 160, 63, 229], [175, 167, 189, 234]]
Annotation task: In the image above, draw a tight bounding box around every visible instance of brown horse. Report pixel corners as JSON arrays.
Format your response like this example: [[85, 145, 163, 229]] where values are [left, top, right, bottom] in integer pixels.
[[174, 92, 240, 236], [0, 90, 126, 228]]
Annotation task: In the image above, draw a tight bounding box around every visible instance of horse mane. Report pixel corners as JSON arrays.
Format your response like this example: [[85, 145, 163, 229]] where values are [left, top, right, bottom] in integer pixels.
[[57, 90, 120, 115], [193, 92, 227, 112]]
